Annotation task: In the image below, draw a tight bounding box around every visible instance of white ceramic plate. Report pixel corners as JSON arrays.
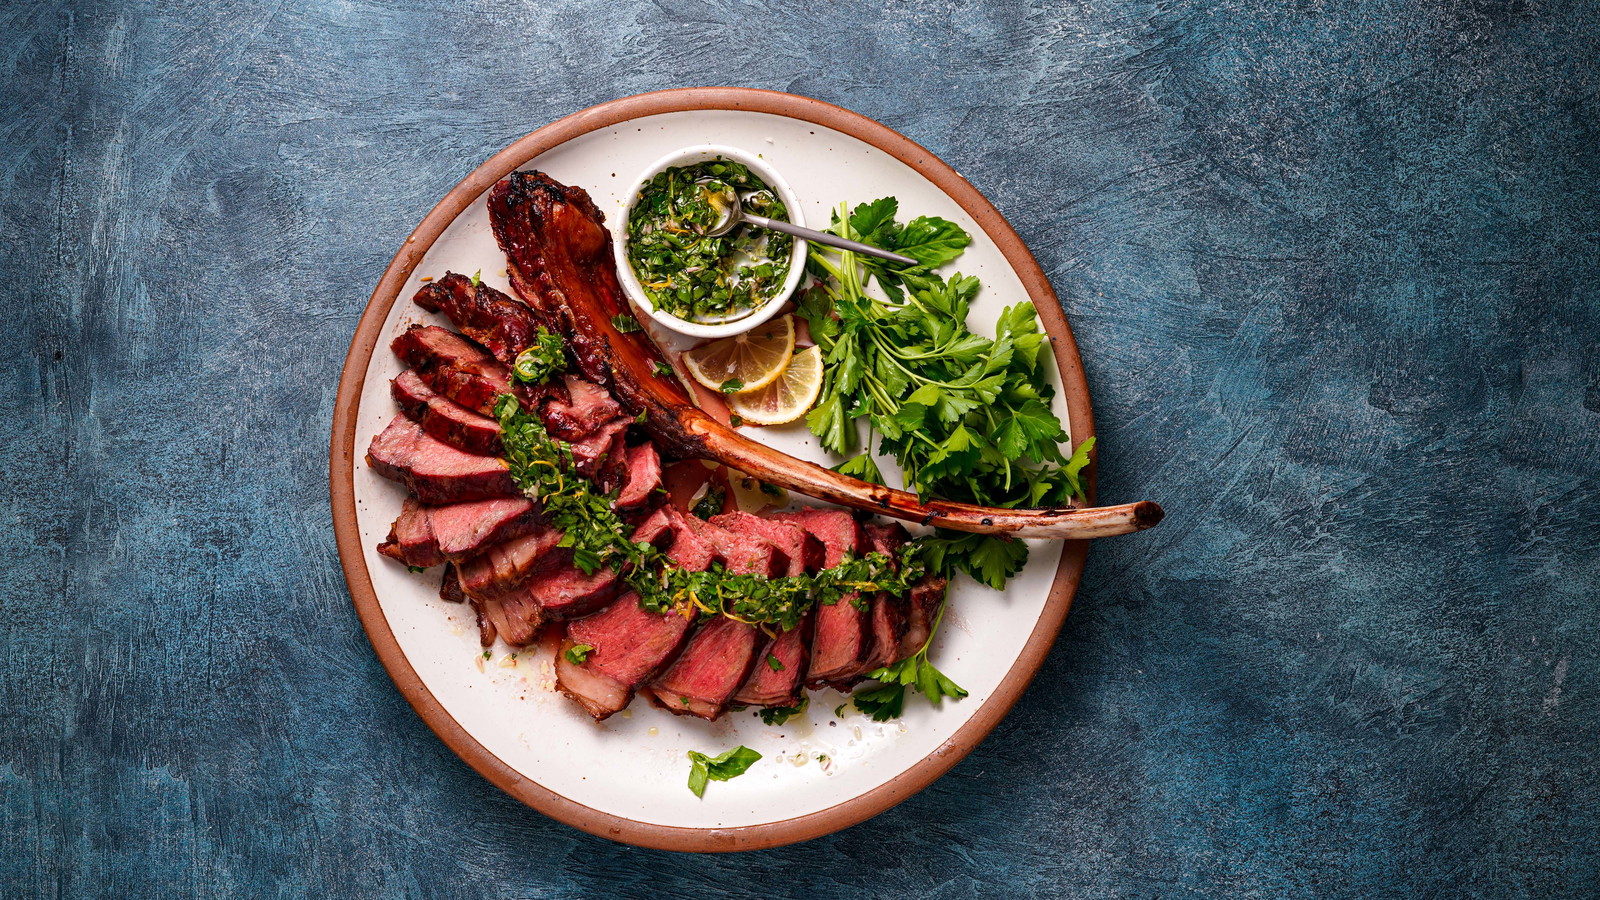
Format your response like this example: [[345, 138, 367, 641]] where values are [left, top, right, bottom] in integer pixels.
[[331, 90, 1097, 852]]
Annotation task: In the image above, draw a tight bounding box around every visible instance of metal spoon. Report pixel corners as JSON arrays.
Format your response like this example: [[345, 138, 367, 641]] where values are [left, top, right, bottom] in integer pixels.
[[696, 178, 918, 266]]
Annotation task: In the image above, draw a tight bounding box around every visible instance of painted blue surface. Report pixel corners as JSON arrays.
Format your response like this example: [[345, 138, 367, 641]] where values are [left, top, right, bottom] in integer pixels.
[[3, 1, 1596, 896]]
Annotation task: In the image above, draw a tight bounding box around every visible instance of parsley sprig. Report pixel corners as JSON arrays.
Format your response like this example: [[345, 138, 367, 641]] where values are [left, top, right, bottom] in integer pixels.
[[798, 198, 1097, 588]]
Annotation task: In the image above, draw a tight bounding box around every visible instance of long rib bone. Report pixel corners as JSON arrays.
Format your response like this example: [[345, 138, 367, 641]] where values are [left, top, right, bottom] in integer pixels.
[[485, 171, 1163, 540]]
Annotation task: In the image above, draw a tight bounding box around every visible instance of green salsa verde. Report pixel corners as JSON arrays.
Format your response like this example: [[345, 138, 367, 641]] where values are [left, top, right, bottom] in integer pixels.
[[625, 158, 793, 323]]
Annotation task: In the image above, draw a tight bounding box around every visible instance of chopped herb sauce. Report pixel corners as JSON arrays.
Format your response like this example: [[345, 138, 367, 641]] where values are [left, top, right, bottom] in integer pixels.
[[625, 159, 793, 324]]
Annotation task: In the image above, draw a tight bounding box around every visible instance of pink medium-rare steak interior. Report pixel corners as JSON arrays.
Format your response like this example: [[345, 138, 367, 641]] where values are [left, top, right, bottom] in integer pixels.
[[366, 416, 518, 505], [391, 369, 504, 457]]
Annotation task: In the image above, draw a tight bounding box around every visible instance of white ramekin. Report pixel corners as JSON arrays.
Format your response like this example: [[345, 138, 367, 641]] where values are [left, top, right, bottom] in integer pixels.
[[611, 144, 807, 340]]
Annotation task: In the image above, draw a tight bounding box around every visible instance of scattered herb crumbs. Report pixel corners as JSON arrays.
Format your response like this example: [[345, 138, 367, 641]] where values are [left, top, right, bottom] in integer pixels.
[[686, 745, 762, 798], [611, 313, 642, 333], [481, 650, 491, 660], [407, 565, 426, 574], [652, 360, 674, 377], [470, 269, 481, 287], [766, 654, 784, 672], [759, 697, 807, 726], [729, 414, 745, 427], [564, 644, 594, 665], [719, 378, 745, 394]]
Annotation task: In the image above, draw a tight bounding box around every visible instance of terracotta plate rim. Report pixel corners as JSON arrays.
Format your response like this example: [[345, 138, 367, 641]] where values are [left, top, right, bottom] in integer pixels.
[[328, 87, 1098, 853]]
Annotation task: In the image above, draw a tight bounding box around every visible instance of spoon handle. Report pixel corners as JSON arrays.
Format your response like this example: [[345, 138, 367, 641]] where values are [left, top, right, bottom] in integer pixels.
[[742, 214, 919, 267]]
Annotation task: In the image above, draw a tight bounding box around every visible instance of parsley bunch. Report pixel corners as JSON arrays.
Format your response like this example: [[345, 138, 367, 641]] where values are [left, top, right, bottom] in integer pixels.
[[798, 198, 1096, 589]]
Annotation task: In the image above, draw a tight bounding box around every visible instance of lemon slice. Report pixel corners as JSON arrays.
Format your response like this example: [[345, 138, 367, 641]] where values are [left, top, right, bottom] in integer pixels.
[[682, 315, 795, 394], [727, 345, 823, 425]]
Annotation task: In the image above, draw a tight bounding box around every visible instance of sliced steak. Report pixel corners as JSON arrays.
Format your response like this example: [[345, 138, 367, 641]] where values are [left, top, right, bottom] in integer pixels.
[[614, 443, 662, 512], [543, 375, 623, 441], [509, 506, 678, 621], [454, 525, 564, 599], [644, 517, 788, 718], [412, 273, 542, 365], [391, 325, 512, 416], [896, 575, 948, 665], [732, 615, 813, 709], [680, 514, 788, 577], [710, 511, 822, 577], [377, 498, 444, 568], [719, 511, 824, 707], [570, 417, 631, 478], [429, 497, 541, 560], [521, 560, 620, 620], [441, 565, 497, 649], [768, 508, 873, 686], [858, 522, 913, 674], [645, 617, 762, 720], [661, 506, 720, 569], [482, 593, 543, 647], [366, 417, 518, 504], [556, 596, 698, 720], [628, 504, 677, 550], [391, 370, 503, 456], [379, 497, 542, 569]]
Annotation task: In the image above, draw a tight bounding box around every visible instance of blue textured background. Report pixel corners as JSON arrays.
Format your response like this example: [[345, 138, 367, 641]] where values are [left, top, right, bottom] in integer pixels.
[[4, 1, 1597, 896]]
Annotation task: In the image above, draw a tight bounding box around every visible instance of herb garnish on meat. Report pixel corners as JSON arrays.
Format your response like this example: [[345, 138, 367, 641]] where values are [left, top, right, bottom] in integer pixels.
[[493, 395, 926, 632]]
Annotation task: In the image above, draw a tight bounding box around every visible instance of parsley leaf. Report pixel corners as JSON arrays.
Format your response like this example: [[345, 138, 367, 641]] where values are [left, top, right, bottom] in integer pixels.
[[765, 654, 784, 672], [686, 745, 762, 798], [564, 644, 594, 665], [719, 378, 745, 394], [611, 314, 642, 333]]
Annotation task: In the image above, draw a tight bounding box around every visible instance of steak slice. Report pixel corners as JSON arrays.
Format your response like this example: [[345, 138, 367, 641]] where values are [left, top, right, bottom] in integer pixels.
[[569, 417, 631, 478], [614, 443, 662, 512], [440, 565, 498, 649], [858, 522, 913, 675], [391, 325, 512, 416], [377, 497, 540, 568], [556, 596, 698, 720], [482, 593, 543, 647], [720, 512, 825, 707], [366, 417, 517, 504], [896, 575, 949, 665], [645, 617, 762, 720], [455, 525, 564, 599], [520, 559, 619, 620], [429, 497, 541, 560], [520, 505, 682, 619], [391, 370, 503, 456], [680, 514, 789, 577], [377, 498, 444, 568], [734, 616, 813, 708], [543, 375, 623, 441], [661, 506, 720, 569], [768, 508, 873, 687], [710, 511, 822, 577], [412, 272, 542, 365], [644, 517, 788, 718]]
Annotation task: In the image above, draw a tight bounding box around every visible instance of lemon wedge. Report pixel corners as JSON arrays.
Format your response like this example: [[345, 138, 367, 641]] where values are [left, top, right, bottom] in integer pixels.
[[682, 315, 796, 394], [727, 345, 824, 425]]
